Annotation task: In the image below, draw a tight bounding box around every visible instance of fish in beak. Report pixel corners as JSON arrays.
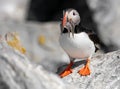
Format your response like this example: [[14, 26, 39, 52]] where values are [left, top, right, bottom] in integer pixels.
[[62, 11, 75, 37]]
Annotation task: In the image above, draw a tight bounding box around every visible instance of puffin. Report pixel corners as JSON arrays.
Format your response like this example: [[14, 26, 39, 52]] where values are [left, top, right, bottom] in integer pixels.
[[59, 8, 99, 78]]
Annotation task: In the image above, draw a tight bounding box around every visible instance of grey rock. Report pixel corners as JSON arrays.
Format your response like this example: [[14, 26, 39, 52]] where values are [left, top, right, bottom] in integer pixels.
[[60, 51, 120, 89], [0, 39, 78, 89], [0, 21, 120, 89], [0, 0, 29, 22], [87, 0, 120, 51], [0, 22, 69, 73]]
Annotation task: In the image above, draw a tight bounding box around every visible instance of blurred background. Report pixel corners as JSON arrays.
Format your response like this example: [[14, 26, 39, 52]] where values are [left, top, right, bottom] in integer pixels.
[[27, 0, 98, 37], [0, 0, 120, 72]]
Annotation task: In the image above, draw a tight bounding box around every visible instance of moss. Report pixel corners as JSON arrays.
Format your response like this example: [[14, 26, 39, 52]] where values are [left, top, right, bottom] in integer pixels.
[[38, 35, 46, 45], [6, 32, 26, 54]]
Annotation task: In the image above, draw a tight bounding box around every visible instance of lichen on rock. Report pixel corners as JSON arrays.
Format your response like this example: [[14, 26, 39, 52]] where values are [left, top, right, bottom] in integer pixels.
[[5, 32, 26, 54]]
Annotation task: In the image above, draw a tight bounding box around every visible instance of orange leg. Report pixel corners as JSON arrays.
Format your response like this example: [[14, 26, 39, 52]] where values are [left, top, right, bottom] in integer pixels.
[[59, 61, 73, 78], [78, 59, 91, 76]]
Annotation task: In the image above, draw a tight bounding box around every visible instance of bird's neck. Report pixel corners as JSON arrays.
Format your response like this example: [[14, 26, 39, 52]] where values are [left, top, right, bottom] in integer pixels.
[[62, 24, 80, 34]]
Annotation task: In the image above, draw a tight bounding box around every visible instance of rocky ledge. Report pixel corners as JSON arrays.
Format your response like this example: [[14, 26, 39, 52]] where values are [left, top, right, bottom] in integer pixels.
[[0, 38, 77, 89], [0, 33, 120, 89], [59, 51, 120, 89]]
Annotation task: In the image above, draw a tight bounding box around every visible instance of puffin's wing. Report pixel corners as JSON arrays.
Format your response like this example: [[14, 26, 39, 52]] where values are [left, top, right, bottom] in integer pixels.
[[78, 25, 101, 44], [77, 25, 102, 52]]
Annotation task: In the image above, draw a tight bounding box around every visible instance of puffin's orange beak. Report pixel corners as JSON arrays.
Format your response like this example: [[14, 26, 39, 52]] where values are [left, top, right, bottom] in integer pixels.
[[62, 13, 67, 27], [62, 12, 74, 37]]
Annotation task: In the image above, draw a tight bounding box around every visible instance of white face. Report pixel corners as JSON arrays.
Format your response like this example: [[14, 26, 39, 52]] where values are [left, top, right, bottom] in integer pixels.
[[67, 10, 80, 25]]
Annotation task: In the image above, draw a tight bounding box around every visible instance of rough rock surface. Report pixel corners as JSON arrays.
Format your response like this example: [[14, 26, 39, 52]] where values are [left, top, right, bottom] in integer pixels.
[[0, 22, 69, 73], [1, 35, 120, 89], [0, 38, 77, 89], [87, 0, 120, 51], [59, 51, 120, 89], [0, 22, 120, 89]]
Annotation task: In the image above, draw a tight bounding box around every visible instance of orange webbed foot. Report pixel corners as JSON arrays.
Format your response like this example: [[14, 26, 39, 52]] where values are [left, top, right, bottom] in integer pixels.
[[59, 61, 73, 78], [60, 69, 72, 78], [78, 59, 91, 76]]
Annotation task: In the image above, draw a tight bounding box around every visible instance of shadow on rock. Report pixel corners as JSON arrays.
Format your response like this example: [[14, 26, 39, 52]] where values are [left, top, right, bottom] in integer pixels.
[[56, 59, 86, 74]]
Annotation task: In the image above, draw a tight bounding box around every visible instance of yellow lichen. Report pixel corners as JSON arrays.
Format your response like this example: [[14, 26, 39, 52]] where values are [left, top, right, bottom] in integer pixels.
[[5, 32, 26, 54], [38, 35, 46, 45]]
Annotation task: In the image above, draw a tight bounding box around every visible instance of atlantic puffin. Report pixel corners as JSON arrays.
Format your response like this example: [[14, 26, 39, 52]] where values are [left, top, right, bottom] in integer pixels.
[[59, 8, 99, 78]]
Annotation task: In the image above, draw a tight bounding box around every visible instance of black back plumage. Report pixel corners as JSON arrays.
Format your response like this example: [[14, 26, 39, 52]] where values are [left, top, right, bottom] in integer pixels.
[[61, 23, 101, 44], [61, 23, 102, 52], [75, 23, 102, 52], [75, 24, 100, 44]]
